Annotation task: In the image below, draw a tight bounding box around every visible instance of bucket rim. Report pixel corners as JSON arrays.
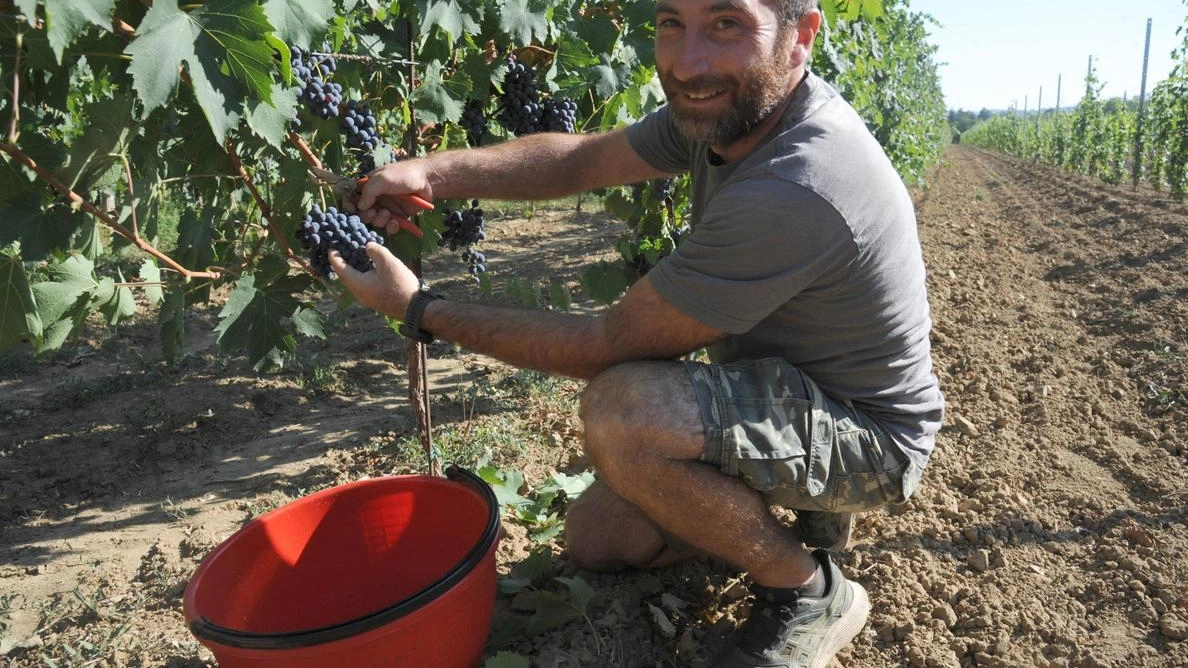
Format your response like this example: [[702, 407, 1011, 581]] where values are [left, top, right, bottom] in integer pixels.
[[186, 464, 499, 650]]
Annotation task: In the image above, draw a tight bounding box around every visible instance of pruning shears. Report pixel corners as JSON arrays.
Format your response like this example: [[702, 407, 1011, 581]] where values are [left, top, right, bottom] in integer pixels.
[[308, 166, 433, 238]]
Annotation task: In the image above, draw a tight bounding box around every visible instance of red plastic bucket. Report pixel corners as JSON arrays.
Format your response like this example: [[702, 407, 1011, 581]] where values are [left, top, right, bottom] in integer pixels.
[[183, 465, 500, 668]]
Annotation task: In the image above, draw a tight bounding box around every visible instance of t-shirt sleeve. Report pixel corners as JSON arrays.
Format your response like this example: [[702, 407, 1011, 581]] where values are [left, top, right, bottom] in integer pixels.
[[625, 105, 692, 173], [648, 178, 856, 334]]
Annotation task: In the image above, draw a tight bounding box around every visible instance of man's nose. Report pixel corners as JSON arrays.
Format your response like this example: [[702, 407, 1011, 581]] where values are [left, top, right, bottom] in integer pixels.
[[670, 32, 712, 81]]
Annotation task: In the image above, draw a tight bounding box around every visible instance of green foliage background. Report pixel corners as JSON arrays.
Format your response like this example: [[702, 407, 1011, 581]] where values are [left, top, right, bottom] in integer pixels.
[[0, 0, 947, 369]]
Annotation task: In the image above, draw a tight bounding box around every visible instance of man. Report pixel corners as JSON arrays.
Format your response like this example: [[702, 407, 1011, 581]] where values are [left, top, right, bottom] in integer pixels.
[[330, 1, 944, 666]]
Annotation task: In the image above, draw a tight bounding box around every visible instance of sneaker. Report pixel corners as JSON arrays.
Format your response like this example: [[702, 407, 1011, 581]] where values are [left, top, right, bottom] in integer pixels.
[[792, 511, 854, 552], [712, 550, 870, 668]]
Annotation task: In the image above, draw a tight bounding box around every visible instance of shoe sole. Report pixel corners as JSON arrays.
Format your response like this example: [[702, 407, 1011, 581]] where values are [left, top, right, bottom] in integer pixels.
[[808, 580, 870, 668]]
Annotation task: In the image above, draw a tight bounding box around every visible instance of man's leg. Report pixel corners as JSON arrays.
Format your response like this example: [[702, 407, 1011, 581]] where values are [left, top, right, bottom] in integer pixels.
[[577, 360, 817, 589], [576, 359, 873, 668], [565, 480, 700, 571]]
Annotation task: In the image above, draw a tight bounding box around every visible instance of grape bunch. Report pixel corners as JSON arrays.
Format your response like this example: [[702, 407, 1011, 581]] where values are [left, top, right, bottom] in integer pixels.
[[652, 177, 675, 204], [459, 99, 488, 146], [292, 46, 341, 120], [541, 98, 578, 133], [297, 206, 384, 278], [439, 200, 488, 276], [498, 57, 544, 136], [342, 100, 379, 152]]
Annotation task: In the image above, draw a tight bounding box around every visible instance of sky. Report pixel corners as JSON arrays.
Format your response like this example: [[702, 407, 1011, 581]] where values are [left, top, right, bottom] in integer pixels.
[[904, 0, 1186, 112]]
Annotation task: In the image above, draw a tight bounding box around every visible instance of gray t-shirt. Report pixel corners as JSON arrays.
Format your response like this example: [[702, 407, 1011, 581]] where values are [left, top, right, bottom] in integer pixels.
[[626, 72, 943, 466]]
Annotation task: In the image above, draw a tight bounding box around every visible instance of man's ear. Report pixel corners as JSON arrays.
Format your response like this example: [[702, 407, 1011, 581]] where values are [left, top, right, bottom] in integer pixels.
[[791, 9, 822, 67]]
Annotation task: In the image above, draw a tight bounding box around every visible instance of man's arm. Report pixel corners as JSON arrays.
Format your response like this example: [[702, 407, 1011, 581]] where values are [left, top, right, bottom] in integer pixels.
[[420, 273, 725, 379], [328, 244, 725, 380], [352, 129, 674, 233]]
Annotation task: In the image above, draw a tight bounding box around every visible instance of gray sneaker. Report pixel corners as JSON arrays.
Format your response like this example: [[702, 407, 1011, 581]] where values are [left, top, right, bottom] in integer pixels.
[[712, 550, 870, 668], [792, 511, 854, 552]]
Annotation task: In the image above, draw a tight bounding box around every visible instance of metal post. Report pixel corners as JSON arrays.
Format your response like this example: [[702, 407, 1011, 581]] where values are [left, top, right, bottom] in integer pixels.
[[1056, 74, 1062, 113], [1133, 18, 1153, 189]]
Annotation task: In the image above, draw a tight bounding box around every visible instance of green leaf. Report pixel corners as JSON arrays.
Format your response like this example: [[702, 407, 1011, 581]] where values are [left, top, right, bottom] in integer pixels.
[[580, 261, 634, 305], [290, 306, 325, 339], [125, 3, 201, 114], [31, 255, 97, 325], [0, 253, 42, 348], [477, 465, 532, 508], [556, 576, 597, 613], [499, 0, 550, 46], [524, 590, 584, 635], [263, 0, 334, 47], [547, 279, 570, 311], [160, 288, 186, 365], [247, 84, 298, 149], [139, 260, 163, 306], [0, 194, 86, 262], [214, 273, 308, 370], [483, 652, 529, 668], [44, 0, 116, 62], [91, 276, 136, 326], [126, 0, 277, 142], [410, 62, 467, 125], [418, 0, 482, 44]]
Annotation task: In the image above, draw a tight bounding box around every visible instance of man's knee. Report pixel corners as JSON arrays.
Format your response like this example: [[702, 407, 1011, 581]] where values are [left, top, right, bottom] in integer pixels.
[[578, 361, 704, 472]]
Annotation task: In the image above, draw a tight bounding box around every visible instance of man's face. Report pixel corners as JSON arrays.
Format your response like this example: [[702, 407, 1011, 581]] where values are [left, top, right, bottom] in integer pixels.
[[654, 0, 800, 146]]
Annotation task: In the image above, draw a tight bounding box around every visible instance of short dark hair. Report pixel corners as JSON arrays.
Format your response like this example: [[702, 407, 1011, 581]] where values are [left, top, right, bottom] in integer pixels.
[[776, 0, 817, 22]]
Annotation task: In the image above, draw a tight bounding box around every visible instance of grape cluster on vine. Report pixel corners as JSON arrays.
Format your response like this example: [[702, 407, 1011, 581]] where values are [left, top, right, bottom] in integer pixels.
[[493, 56, 579, 137], [342, 100, 379, 152], [460, 99, 487, 146], [297, 206, 383, 278], [652, 177, 675, 204], [439, 200, 488, 276], [498, 57, 543, 135], [543, 98, 578, 133], [292, 46, 341, 121]]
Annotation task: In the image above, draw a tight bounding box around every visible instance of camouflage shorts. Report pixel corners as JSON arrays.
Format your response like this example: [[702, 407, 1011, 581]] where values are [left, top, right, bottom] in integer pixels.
[[685, 358, 923, 514]]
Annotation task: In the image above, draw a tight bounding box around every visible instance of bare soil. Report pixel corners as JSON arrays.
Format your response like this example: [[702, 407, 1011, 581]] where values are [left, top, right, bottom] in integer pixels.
[[1, 145, 1186, 668]]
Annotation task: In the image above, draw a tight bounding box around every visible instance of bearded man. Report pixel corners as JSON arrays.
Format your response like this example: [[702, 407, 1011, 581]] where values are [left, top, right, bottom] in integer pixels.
[[332, 1, 943, 665]]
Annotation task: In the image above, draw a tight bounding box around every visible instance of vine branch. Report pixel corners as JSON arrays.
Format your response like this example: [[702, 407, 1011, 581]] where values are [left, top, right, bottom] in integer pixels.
[[0, 141, 221, 281], [224, 139, 319, 279]]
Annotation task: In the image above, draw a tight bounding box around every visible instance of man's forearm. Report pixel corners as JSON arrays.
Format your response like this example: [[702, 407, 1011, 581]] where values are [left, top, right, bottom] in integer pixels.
[[421, 130, 663, 202], [420, 299, 621, 380]]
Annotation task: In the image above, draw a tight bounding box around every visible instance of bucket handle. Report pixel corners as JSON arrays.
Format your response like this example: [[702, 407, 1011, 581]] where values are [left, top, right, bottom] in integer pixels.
[[189, 464, 500, 650]]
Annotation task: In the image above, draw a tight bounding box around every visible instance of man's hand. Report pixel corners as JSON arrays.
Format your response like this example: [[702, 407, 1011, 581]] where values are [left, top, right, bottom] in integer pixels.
[[345, 159, 436, 236], [328, 243, 421, 319]]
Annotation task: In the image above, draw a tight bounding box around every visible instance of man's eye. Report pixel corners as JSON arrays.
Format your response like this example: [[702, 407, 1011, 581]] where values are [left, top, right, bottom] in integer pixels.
[[713, 18, 739, 30]]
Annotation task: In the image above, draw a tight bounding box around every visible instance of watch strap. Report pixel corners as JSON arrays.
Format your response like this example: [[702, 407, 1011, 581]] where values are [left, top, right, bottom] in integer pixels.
[[398, 290, 442, 343]]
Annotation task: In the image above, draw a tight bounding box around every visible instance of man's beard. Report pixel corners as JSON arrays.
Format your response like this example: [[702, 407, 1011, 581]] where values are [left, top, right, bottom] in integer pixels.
[[660, 35, 797, 145]]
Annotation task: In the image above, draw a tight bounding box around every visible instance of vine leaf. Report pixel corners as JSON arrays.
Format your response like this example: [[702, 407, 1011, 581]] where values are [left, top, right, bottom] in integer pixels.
[[0, 193, 87, 263], [499, 0, 550, 47], [410, 62, 467, 125], [139, 260, 164, 306], [262, 0, 335, 47], [418, 0, 482, 45], [214, 273, 317, 370], [30, 255, 97, 352], [43, 0, 116, 62], [125, 0, 278, 142], [92, 276, 136, 326], [0, 254, 42, 348]]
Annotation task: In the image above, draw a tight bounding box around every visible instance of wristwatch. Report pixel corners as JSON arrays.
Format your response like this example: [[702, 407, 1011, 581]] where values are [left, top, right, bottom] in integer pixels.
[[398, 288, 442, 343]]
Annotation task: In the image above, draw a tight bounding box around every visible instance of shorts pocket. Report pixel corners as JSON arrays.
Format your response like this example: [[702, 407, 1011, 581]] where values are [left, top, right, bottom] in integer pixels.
[[828, 424, 911, 512], [728, 396, 811, 492]]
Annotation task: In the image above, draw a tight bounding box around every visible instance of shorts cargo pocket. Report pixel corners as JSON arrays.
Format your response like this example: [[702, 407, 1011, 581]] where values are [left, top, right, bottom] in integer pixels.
[[829, 421, 912, 513], [728, 396, 812, 493]]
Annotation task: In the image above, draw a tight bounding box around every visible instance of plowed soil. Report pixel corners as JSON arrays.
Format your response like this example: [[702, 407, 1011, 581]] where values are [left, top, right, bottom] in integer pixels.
[[1, 145, 1186, 668]]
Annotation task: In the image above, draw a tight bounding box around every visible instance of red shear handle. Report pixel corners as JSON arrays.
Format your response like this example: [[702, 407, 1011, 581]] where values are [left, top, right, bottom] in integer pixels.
[[356, 177, 434, 211]]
